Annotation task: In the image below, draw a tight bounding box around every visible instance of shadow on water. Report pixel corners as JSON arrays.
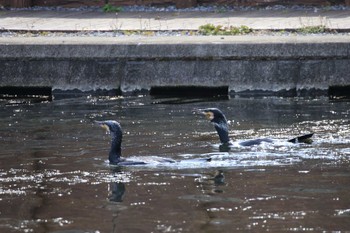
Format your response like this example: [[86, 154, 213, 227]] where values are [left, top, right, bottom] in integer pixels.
[[0, 95, 350, 232]]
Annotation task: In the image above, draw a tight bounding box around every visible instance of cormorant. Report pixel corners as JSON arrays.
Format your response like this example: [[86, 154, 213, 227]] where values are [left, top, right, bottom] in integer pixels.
[[96, 120, 211, 165], [195, 108, 313, 147]]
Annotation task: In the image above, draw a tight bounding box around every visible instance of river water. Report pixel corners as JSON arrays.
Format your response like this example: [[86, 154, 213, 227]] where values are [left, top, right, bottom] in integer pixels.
[[0, 95, 349, 232]]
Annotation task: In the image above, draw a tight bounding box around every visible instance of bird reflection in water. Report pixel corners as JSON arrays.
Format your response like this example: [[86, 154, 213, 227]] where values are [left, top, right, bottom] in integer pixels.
[[108, 168, 126, 203], [109, 182, 126, 202], [195, 170, 226, 194], [212, 170, 225, 186], [219, 143, 231, 152], [106, 168, 129, 233]]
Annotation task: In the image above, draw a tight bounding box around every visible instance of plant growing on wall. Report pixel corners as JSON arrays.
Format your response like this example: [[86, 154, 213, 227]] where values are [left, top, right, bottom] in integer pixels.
[[103, 4, 122, 12], [198, 24, 253, 35], [296, 25, 327, 34]]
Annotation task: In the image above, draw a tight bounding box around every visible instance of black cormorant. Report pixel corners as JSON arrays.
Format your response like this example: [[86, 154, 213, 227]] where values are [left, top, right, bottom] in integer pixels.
[[96, 120, 211, 165], [195, 108, 313, 147]]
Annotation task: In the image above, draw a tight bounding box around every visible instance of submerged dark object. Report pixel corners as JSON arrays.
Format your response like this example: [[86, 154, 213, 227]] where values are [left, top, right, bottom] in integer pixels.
[[195, 108, 314, 147], [328, 85, 350, 101], [150, 86, 228, 98], [150, 86, 229, 105], [96, 120, 211, 165], [0, 86, 52, 103]]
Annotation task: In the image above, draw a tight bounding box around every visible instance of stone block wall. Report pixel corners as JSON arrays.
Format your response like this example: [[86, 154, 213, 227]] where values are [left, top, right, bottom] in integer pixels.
[[1, 37, 349, 96], [0, 0, 348, 8]]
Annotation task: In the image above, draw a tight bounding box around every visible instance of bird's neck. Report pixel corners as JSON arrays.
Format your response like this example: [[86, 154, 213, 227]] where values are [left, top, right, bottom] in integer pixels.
[[214, 120, 230, 144], [109, 132, 122, 164]]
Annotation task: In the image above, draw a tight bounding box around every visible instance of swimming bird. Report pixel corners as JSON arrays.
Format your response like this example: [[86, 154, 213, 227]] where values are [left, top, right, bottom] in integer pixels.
[[96, 120, 211, 165], [195, 108, 313, 147]]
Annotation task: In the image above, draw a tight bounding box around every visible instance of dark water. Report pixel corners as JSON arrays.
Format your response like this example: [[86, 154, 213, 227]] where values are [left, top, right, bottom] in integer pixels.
[[0, 95, 349, 233]]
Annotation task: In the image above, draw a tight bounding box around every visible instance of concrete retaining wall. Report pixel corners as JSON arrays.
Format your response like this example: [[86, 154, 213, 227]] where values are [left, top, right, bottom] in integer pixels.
[[0, 36, 349, 96], [1, 0, 348, 8]]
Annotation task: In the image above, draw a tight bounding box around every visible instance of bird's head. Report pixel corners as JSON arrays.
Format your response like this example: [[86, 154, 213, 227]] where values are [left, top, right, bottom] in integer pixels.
[[194, 108, 228, 124], [95, 120, 122, 136], [194, 108, 231, 144]]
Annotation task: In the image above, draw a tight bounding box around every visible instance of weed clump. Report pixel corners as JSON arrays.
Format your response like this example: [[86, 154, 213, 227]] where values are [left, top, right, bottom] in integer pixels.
[[296, 25, 327, 34], [198, 24, 253, 36], [103, 4, 122, 13]]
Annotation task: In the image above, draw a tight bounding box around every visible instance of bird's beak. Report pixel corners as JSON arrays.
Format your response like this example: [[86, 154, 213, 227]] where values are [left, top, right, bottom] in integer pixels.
[[95, 121, 110, 134], [192, 109, 214, 121], [192, 108, 206, 115]]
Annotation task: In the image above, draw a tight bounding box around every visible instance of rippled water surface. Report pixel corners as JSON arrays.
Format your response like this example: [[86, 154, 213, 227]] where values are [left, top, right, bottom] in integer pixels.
[[0, 95, 349, 232]]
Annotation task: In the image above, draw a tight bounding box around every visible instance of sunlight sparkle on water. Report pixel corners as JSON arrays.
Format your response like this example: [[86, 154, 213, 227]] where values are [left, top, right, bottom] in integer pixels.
[[1, 96, 350, 232]]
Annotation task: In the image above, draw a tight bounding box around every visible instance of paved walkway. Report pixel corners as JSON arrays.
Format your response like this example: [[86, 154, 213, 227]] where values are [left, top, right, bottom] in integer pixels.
[[0, 9, 350, 31]]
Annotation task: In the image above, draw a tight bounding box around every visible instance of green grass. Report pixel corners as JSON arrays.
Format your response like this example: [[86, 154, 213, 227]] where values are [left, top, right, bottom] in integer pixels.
[[198, 23, 334, 36], [198, 24, 253, 36], [102, 4, 122, 13], [296, 25, 327, 34]]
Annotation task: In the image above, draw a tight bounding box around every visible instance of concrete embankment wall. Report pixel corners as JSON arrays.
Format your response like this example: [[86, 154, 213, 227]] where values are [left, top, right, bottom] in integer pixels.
[[0, 36, 349, 96]]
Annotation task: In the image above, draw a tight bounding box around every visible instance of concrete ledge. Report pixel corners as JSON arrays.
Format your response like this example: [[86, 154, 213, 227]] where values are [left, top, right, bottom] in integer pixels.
[[0, 36, 349, 95]]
